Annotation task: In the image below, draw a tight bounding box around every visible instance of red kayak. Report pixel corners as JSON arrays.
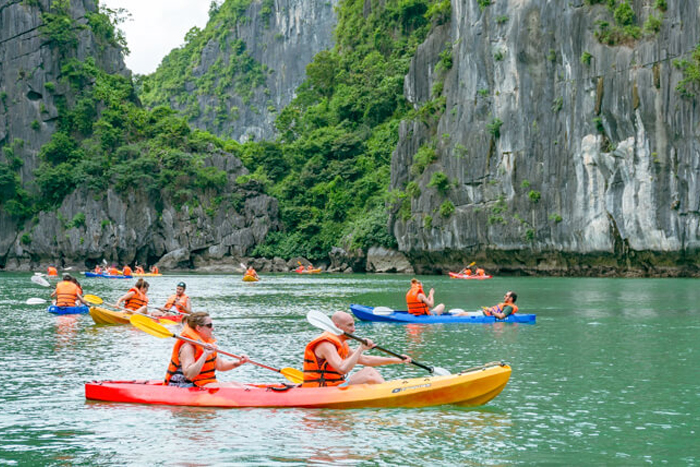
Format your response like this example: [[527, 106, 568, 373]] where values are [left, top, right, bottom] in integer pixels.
[[85, 362, 511, 409], [448, 272, 493, 280]]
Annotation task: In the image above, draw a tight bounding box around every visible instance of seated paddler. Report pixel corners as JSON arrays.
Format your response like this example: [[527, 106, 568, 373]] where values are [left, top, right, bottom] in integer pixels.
[[302, 311, 411, 387], [165, 312, 250, 388]]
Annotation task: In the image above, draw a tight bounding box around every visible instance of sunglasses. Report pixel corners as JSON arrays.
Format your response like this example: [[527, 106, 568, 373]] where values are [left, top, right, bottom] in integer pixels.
[[201, 322, 213, 328]]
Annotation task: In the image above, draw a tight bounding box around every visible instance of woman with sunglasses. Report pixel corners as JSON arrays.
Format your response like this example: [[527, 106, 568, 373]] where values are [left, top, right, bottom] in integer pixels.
[[165, 312, 250, 388]]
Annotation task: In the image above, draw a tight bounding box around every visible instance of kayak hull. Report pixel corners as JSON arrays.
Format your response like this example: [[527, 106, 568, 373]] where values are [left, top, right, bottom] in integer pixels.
[[48, 305, 89, 315], [85, 362, 510, 408], [89, 306, 182, 325], [84, 272, 133, 279], [242, 275, 259, 282], [448, 272, 493, 280], [132, 273, 162, 277], [350, 304, 536, 324], [295, 268, 322, 274]]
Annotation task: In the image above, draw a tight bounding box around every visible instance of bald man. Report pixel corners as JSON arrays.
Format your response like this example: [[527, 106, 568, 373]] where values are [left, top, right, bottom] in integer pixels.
[[302, 311, 411, 387]]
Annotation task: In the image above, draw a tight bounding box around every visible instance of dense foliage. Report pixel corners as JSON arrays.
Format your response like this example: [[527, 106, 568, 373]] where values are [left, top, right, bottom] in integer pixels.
[[137, 0, 268, 137], [0, 2, 239, 223], [240, 0, 448, 259]]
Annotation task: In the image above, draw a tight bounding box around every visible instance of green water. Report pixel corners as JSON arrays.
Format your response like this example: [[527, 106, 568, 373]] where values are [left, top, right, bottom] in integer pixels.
[[1, 273, 698, 465]]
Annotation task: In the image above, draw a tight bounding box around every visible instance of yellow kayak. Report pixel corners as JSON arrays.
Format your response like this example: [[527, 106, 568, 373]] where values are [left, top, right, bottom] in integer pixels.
[[242, 274, 259, 282], [132, 273, 163, 277], [89, 307, 181, 325]]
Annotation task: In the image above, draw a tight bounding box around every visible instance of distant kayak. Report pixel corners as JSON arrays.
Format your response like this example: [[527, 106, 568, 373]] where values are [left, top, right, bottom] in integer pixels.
[[89, 307, 181, 326], [132, 273, 162, 277], [448, 272, 493, 280], [48, 304, 89, 315], [85, 362, 511, 408], [295, 267, 322, 274], [242, 275, 259, 282], [350, 304, 536, 324], [84, 272, 133, 279]]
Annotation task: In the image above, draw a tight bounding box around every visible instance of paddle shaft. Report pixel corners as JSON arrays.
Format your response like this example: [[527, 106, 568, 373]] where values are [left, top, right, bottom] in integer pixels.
[[173, 334, 285, 374], [343, 331, 435, 374]]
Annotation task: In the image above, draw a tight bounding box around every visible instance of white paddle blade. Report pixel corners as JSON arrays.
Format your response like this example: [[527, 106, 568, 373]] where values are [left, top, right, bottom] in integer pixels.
[[62, 266, 73, 271], [31, 275, 51, 287], [449, 308, 465, 314], [26, 298, 47, 305], [372, 306, 394, 315], [306, 310, 343, 336], [433, 367, 451, 376]]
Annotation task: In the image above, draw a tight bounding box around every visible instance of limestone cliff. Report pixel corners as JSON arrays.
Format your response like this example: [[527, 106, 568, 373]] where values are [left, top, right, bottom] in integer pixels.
[[141, 0, 339, 142], [0, 0, 280, 270], [391, 0, 700, 276]]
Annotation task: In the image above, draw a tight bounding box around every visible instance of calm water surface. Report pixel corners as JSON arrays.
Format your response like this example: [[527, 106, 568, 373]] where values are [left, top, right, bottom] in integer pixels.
[[0, 272, 698, 465]]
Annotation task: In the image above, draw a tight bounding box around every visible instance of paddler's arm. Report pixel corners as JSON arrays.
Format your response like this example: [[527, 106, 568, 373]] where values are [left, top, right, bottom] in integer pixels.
[[116, 291, 135, 307], [217, 354, 249, 371], [358, 354, 412, 367], [492, 305, 514, 319], [315, 340, 370, 375]]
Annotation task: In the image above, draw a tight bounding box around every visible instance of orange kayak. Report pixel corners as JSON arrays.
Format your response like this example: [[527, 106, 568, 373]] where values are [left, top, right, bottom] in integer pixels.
[[85, 362, 510, 408]]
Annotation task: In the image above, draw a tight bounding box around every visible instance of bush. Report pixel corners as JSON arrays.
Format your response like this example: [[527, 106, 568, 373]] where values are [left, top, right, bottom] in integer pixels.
[[406, 181, 421, 198], [528, 190, 541, 203], [487, 117, 504, 138], [411, 145, 438, 176], [439, 199, 455, 217], [428, 171, 450, 194], [581, 51, 593, 65]]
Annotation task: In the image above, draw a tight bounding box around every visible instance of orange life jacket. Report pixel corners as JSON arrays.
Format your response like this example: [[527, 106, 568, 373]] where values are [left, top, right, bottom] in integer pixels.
[[135, 266, 145, 274], [124, 287, 148, 311], [165, 326, 218, 386], [122, 266, 132, 276], [476, 268, 485, 276], [152, 266, 159, 274], [302, 332, 350, 387], [55, 281, 80, 307], [165, 293, 190, 314], [47, 267, 58, 277], [246, 268, 256, 276], [406, 285, 429, 316], [108, 267, 119, 275], [462, 268, 472, 276], [484, 302, 518, 316], [94, 266, 101, 273]]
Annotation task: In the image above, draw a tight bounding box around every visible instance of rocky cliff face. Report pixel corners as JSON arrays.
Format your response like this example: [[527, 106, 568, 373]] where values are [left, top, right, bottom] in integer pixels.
[[391, 0, 700, 276], [155, 0, 339, 142], [0, 0, 280, 270]]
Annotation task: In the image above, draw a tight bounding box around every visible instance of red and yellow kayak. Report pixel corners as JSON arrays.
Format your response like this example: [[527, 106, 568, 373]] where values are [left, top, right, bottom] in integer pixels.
[[85, 362, 510, 408], [448, 272, 493, 280], [89, 307, 182, 326], [295, 267, 322, 274]]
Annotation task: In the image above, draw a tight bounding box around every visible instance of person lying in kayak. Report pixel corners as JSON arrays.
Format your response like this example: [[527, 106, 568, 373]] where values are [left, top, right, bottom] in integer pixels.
[[116, 279, 150, 315], [453, 291, 518, 318], [302, 311, 411, 387], [165, 312, 250, 388], [406, 278, 446, 315], [51, 274, 88, 307], [159, 282, 191, 314]]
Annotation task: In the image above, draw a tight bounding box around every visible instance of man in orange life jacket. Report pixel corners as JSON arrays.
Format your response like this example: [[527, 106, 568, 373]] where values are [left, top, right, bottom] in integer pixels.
[[302, 311, 411, 387], [51, 274, 87, 307], [160, 282, 191, 314], [406, 278, 446, 315], [483, 291, 518, 319]]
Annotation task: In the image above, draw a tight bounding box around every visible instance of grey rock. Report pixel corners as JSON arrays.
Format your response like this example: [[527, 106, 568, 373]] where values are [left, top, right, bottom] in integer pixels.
[[366, 246, 414, 274]]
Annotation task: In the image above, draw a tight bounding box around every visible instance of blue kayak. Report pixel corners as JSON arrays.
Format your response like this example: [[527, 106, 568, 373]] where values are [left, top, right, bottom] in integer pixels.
[[83, 272, 133, 279], [350, 304, 536, 324], [48, 305, 90, 315]]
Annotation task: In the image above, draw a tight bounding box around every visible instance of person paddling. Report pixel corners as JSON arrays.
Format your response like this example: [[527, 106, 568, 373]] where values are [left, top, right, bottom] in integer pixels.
[[160, 282, 191, 314], [302, 311, 411, 387], [122, 264, 133, 277], [116, 279, 150, 315], [453, 291, 518, 318], [406, 278, 446, 315], [47, 266, 58, 277], [165, 312, 250, 388], [51, 274, 87, 307], [245, 266, 259, 279]]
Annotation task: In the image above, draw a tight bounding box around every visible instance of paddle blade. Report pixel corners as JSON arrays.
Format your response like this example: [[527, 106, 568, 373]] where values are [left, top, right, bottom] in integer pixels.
[[449, 308, 465, 314], [306, 310, 343, 336], [432, 367, 451, 376], [280, 367, 303, 384], [130, 314, 175, 339], [26, 298, 47, 305], [372, 306, 394, 316], [83, 294, 103, 305], [31, 275, 50, 287]]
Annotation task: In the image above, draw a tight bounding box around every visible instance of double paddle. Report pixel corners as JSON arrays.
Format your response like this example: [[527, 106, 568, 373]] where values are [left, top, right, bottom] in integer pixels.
[[129, 314, 303, 384], [306, 310, 451, 376]]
